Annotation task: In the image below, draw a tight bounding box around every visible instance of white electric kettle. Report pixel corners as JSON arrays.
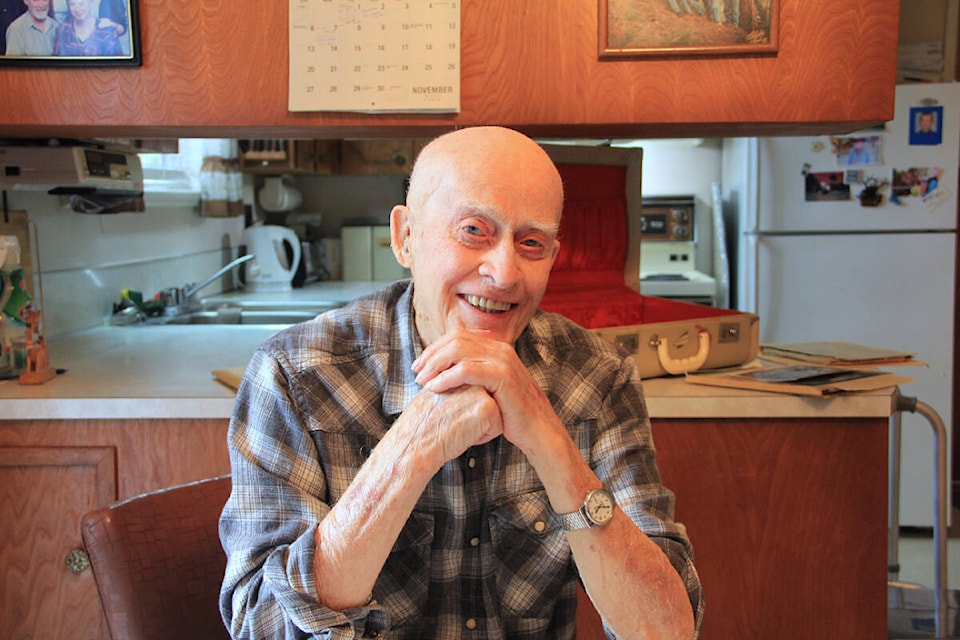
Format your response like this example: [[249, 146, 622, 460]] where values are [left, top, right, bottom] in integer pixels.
[[242, 225, 302, 292]]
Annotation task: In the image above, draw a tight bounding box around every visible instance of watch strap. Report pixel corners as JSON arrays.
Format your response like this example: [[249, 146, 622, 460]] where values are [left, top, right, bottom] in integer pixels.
[[555, 506, 591, 531]]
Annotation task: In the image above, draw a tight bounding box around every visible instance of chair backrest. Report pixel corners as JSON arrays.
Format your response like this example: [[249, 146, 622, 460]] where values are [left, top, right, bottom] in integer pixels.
[[80, 475, 232, 640]]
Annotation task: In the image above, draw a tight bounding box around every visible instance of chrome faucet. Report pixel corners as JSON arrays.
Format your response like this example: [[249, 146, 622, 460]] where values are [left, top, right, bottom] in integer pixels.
[[160, 254, 254, 316]]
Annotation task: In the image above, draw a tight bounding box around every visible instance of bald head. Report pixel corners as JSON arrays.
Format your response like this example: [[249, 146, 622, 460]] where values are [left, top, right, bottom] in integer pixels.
[[406, 127, 564, 216]]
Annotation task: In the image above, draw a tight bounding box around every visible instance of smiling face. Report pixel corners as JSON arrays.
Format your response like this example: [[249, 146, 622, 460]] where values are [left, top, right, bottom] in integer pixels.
[[67, 0, 92, 22], [24, 0, 50, 22], [391, 127, 563, 346]]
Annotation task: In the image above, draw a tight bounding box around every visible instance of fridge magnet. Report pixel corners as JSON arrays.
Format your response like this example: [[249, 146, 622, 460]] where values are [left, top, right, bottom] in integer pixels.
[[923, 184, 950, 213], [599, 0, 779, 58], [803, 171, 850, 202], [908, 106, 943, 146], [830, 136, 882, 166], [0, 0, 141, 67], [891, 167, 942, 199], [844, 169, 863, 184], [856, 176, 888, 207]]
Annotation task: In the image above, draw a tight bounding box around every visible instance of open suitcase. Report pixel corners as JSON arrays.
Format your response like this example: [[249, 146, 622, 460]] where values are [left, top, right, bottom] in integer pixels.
[[539, 145, 759, 379]]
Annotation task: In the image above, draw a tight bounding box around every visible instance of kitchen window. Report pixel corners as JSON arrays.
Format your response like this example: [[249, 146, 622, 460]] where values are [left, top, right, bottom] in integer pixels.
[[140, 139, 235, 206]]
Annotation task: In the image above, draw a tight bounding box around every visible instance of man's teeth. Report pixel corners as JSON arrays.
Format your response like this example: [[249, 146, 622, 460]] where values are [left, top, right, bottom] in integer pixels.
[[464, 295, 511, 312]]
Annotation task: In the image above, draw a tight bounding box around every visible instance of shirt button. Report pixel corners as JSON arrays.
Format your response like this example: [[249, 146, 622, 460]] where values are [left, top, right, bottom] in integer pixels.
[[363, 631, 379, 638], [470, 536, 480, 547], [465, 618, 477, 630], [467, 457, 477, 469], [533, 520, 546, 533]]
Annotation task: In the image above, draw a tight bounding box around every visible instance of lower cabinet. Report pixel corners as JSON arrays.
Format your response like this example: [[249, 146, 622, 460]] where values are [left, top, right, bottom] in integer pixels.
[[0, 446, 115, 640], [0, 419, 230, 640], [653, 417, 889, 640], [0, 415, 888, 640]]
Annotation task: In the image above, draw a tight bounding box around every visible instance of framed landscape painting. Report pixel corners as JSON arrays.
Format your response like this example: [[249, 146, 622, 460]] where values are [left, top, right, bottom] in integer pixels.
[[600, 0, 778, 58], [0, 0, 141, 66]]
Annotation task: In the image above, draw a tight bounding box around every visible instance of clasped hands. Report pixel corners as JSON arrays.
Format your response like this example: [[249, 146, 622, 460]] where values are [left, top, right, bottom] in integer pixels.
[[405, 329, 559, 467]]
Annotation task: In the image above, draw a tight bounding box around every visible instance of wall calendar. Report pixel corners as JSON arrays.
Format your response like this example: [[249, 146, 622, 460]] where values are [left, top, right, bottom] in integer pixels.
[[288, 0, 461, 113]]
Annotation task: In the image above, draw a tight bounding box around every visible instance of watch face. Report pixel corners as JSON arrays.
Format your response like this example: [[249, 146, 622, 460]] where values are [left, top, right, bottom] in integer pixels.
[[585, 489, 615, 525]]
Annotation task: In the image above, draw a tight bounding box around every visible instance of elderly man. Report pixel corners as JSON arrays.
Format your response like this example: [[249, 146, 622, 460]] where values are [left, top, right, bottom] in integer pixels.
[[5, 0, 58, 55], [220, 126, 703, 639]]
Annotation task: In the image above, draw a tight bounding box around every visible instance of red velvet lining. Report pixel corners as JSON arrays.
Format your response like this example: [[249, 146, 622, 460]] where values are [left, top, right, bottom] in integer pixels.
[[540, 287, 734, 329], [550, 164, 627, 277], [541, 162, 730, 329]]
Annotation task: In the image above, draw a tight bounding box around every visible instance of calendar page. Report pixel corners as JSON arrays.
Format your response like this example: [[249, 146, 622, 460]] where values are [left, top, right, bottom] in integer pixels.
[[289, 0, 461, 113]]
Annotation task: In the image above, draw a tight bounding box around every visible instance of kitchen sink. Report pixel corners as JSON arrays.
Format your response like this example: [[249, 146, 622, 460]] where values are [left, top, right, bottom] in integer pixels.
[[162, 309, 321, 325]]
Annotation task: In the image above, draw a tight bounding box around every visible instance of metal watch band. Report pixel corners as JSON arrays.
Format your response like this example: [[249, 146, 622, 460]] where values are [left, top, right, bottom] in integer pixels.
[[555, 507, 592, 531]]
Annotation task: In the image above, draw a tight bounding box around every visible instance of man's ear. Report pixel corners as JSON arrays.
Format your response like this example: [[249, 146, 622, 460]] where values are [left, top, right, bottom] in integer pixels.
[[390, 205, 412, 268]]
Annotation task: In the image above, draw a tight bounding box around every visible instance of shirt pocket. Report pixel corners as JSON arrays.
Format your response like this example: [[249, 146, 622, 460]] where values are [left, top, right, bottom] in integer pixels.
[[373, 510, 434, 631], [489, 490, 574, 619]]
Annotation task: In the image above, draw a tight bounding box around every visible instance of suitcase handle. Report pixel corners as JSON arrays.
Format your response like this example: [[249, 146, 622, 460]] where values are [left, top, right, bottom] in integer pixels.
[[656, 330, 711, 375]]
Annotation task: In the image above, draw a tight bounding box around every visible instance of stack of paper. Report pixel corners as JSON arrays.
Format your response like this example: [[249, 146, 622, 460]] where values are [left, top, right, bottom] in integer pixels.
[[685, 363, 913, 397], [759, 341, 922, 367]]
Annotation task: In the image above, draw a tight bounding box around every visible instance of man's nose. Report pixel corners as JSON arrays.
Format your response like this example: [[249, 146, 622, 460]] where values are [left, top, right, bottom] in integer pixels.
[[478, 241, 521, 285]]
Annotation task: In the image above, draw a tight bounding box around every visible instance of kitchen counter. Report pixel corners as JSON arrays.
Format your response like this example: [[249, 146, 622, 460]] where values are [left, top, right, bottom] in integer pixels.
[[0, 322, 898, 421]]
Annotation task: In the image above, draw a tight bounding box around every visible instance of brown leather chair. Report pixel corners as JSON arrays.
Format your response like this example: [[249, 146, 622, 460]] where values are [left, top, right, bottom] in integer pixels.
[[80, 475, 232, 640]]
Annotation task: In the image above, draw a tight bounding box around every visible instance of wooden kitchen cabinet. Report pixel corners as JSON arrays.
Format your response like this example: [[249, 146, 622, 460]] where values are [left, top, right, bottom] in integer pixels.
[[653, 416, 889, 640], [339, 139, 431, 175], [0, 0, 900, 139], [238, 139, 339, 175], [0, 409, 890, 639], [0, 419, 231, 640], [0, 446, 115, 640]]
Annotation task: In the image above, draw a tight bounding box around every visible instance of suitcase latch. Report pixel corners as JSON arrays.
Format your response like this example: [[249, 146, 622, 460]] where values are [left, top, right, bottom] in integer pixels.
[[718, 322, 740, 343], [613, 333, 639, 354]]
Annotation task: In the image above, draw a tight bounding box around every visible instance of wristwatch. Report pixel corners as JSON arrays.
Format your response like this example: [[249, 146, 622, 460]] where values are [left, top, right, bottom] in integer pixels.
[[555, 488, 616, 530]]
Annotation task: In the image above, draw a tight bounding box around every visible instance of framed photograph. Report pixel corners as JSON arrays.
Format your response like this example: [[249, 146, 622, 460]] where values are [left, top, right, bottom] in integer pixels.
[[0, 0, 141, 66], [600, 0, 779, 58], [908, 106, 943, 146]]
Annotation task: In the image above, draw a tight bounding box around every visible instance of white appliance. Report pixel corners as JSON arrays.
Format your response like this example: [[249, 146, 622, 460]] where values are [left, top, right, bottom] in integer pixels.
[[242, 225, 302, 292], [639, 196, 717, 305], [735, 82, 959, 526], [0, 145, 143, 195], [342, 225, 410, 282]]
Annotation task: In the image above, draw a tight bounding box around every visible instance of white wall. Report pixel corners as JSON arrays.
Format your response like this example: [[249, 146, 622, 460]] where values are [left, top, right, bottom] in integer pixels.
[[3, 190, 244, 337]]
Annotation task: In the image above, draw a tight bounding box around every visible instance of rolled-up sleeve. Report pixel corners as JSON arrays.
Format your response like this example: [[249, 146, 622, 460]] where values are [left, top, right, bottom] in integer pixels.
[[219, 347, 388, 639], [594, 358, 704, 636]]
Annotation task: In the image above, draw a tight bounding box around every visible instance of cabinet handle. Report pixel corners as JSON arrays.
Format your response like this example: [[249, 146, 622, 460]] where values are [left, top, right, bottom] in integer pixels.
[[65, 549, 90, 575]]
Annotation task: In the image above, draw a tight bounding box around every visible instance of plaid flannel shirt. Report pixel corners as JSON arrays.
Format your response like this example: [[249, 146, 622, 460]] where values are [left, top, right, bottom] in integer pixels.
[[220, 280, 703, 639]]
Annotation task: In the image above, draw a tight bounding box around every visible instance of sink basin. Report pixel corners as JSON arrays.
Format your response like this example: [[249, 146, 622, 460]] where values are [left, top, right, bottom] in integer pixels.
[[162, 309, 320, 325], [118, 296, 346, 327]]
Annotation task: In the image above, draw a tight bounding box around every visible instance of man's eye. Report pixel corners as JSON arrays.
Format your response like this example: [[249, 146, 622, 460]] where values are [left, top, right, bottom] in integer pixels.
[[521, 238, 544, 248], [463, 225, 483, 236]]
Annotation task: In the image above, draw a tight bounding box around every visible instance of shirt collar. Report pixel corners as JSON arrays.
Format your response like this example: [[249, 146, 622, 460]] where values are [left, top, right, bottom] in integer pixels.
[[381, 281, 423, 417]]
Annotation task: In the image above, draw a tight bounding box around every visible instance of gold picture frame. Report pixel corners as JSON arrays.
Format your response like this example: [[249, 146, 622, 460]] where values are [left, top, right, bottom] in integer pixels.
[[599, 0, 779, 58]]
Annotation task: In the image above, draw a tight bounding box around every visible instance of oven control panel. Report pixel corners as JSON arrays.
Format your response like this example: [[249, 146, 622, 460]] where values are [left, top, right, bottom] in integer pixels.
[[639, 197, 695, 242]]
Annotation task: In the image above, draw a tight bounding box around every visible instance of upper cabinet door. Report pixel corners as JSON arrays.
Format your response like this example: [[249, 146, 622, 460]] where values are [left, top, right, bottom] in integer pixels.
[[0, 0, 900, 139]]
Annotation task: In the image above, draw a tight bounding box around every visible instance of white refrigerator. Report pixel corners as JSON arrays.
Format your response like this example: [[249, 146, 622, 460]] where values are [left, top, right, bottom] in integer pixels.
[[736, 82, 959, 527]]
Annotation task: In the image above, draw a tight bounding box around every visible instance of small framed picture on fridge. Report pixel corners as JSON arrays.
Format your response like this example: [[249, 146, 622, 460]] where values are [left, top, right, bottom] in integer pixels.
[[0, 0, 141, 67], [909, 106, 943, 146]]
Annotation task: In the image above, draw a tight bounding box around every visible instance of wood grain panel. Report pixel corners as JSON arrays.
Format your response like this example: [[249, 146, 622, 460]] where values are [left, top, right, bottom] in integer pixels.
[[0, 446, 116, 640], [653, 417, 889, 640], [0, 415, 888, 638], [0, 419, 230, 499], [0, 0, 900, 138]]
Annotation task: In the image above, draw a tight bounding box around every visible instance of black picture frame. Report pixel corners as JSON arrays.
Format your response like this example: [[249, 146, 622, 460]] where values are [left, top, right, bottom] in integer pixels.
[[0, 0, 141, 67]]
